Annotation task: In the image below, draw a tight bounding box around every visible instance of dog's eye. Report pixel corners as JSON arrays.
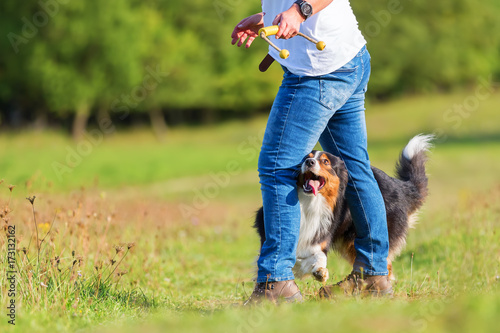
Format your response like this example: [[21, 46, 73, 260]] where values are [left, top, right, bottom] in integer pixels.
[[322, 159, 330, 165]]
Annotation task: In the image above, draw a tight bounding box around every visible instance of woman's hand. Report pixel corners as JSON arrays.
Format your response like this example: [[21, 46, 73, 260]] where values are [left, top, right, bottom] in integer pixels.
[[273, 4, 305, 40], [231, 12, 265, 48]]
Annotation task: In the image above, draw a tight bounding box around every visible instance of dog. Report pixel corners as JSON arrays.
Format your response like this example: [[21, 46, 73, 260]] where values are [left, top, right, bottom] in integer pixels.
[[254, 134, 432, 282]]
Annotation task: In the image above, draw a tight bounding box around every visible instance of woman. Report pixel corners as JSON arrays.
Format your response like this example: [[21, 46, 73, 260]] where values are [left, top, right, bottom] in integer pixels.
[[232, 0, 392, 303]]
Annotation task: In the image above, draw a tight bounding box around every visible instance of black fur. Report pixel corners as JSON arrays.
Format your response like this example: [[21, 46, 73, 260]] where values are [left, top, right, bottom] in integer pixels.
[[254, 140, 430, 267]]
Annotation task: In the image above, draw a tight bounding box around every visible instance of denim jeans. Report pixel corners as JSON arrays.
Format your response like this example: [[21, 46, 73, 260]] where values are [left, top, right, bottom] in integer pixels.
[[257, 46, 389, 283]]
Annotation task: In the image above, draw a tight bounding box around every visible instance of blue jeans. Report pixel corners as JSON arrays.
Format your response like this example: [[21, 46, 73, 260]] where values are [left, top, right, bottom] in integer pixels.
[[257, 46, 389, 283]]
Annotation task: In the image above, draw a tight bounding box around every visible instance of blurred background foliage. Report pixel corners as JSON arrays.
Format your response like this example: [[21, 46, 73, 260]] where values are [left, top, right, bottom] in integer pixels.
[[0, 0, 499, 138]]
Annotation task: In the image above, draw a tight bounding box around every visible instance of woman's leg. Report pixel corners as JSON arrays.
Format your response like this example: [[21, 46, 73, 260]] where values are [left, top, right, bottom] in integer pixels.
[[257, 47, 373, 282], [318, 48, 390, 276], [257, 71, 336, 283]]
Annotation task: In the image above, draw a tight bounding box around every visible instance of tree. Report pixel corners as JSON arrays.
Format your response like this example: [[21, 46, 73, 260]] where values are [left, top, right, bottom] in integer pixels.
[[1, 0, 146, 139]]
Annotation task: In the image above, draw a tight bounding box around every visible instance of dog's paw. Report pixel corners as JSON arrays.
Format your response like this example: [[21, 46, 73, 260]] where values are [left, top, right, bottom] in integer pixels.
[[312, 267, 329, 283]]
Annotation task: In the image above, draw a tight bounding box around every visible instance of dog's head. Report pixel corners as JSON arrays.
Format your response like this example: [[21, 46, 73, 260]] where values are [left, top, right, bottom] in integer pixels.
[[297, 151, 347, 208]]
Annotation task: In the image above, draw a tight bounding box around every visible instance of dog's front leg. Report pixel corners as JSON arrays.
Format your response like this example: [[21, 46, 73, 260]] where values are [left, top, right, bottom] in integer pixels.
[[294, 245, 329, 283]]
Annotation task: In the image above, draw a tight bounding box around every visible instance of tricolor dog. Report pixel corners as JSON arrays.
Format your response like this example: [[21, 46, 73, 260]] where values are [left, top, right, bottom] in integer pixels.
[[254, 135, 433, 282]]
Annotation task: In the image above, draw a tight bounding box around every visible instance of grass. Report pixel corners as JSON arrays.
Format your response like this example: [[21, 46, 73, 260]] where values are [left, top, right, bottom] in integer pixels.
[[1, 90, 500, 332], [1, 90, 499, 192]]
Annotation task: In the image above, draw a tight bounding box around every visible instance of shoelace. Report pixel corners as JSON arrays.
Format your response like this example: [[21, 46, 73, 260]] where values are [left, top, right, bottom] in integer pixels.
[[336, 272, 360, 290]]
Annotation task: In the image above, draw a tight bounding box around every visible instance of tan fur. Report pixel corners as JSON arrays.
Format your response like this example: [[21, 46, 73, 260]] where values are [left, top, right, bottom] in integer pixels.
[[317, 153, 340, 210]]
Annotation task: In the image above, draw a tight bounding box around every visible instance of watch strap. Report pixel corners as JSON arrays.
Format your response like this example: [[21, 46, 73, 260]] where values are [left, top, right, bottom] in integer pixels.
[[294, 0, 311, 20]]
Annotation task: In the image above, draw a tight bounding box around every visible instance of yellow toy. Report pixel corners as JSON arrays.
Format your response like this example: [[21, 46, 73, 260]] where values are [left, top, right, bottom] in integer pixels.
[[258, 25, 326, 72]]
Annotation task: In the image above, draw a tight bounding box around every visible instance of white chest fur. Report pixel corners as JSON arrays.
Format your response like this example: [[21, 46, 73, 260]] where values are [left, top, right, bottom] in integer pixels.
[[294, 191, 332, 280], [296, 191, 333, 256]]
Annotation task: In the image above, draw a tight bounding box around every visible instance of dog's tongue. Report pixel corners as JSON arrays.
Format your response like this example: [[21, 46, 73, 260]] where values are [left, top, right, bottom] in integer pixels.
[[306, 179, 321, 196]]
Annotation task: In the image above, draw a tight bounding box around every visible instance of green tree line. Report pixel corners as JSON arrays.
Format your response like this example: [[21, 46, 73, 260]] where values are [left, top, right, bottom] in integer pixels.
[[0, 0, 499, 138]]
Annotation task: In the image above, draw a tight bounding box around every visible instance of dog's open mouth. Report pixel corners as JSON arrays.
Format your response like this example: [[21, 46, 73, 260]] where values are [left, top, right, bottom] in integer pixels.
[[302, 172, 325, 196]]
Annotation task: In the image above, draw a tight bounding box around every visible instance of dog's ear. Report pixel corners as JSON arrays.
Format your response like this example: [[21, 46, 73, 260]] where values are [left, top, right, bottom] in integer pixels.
[[335, 159, 348, 180], [334, 158, 346, 173], [324, 152, 347, 178], [323, 152, 341, 167]]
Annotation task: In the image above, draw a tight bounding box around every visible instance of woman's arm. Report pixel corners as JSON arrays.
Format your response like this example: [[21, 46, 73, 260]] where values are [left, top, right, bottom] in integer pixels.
[[231, 0, 332, 48]]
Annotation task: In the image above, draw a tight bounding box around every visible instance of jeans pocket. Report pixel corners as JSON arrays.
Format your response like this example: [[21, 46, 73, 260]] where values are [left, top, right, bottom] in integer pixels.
[[319, 66, 358, 110]]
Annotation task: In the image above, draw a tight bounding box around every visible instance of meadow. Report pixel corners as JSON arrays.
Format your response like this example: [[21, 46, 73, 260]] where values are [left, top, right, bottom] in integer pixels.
[[0, 90, 499, 332]]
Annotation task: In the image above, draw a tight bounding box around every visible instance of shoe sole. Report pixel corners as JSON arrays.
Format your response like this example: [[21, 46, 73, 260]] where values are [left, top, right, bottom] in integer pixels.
[[284, 291, 303, 303], [318, 286, 393, 299]]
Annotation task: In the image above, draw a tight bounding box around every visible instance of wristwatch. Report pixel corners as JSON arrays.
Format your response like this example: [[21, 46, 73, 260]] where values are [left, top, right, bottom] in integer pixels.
[[294, 0, 313, 20]]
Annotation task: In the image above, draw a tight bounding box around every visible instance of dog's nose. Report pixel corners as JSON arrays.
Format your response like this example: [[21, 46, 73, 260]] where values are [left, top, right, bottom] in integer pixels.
[[305, 158, 316, 167]]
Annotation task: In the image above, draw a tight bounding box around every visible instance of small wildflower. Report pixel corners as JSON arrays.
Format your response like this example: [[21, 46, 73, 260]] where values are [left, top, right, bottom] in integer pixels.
[[127, 242, 135, 250], [115, 246, 124, 254], [110, 259, 117, 266], [22, 247, 27, 254], [0, 207, 8, 219], [117, 271, 128, 277], [94, 261, 103, 271], [8, 185, 15, 192], [26, 196, 36, 204], [38, 222, 50, 234]]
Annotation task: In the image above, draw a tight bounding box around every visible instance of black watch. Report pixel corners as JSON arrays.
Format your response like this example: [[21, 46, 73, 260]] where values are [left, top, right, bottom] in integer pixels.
[[294, 0, 313, 20]]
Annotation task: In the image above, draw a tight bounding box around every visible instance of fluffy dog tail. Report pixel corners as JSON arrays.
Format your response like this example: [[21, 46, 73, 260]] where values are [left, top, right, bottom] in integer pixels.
[[396, 134, 434, 210]]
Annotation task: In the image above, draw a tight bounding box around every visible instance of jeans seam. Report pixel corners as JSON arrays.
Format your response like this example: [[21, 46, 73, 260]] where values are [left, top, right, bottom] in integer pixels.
[[361, 62, 366, 94], [357, 45, 367, 57], [358, 53, 375, 268], [270, 84, 298, 280], [323, 126, 375, 270]]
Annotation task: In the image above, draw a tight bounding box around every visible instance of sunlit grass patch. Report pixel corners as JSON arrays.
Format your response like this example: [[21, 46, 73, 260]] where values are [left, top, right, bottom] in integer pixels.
[[0, 91, 499, 332]]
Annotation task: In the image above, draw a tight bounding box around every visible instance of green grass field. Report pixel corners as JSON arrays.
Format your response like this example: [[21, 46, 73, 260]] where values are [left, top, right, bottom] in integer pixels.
[[1, 90, 499, 332]]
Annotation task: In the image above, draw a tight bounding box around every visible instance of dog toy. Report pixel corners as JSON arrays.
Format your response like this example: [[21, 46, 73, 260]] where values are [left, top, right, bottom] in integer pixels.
[[258, 25, 326, 72]]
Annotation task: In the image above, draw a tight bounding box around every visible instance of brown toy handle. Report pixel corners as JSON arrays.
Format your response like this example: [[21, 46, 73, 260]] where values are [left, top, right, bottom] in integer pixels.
[[259, 30, 290, 59], [296, 32, 326, 51], [259, 54, 275, 72]]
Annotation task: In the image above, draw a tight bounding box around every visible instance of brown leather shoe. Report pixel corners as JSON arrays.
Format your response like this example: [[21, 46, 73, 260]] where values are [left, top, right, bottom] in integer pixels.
[[318, 271, 393, 298], [244, 280, 303, 305]]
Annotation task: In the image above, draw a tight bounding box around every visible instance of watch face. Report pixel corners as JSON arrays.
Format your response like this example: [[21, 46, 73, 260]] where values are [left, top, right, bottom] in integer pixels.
[[301, 3, 313, 17]]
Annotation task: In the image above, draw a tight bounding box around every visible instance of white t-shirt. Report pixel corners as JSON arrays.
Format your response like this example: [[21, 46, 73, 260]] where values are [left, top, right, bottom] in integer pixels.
[[261, 0, 366, 76]]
